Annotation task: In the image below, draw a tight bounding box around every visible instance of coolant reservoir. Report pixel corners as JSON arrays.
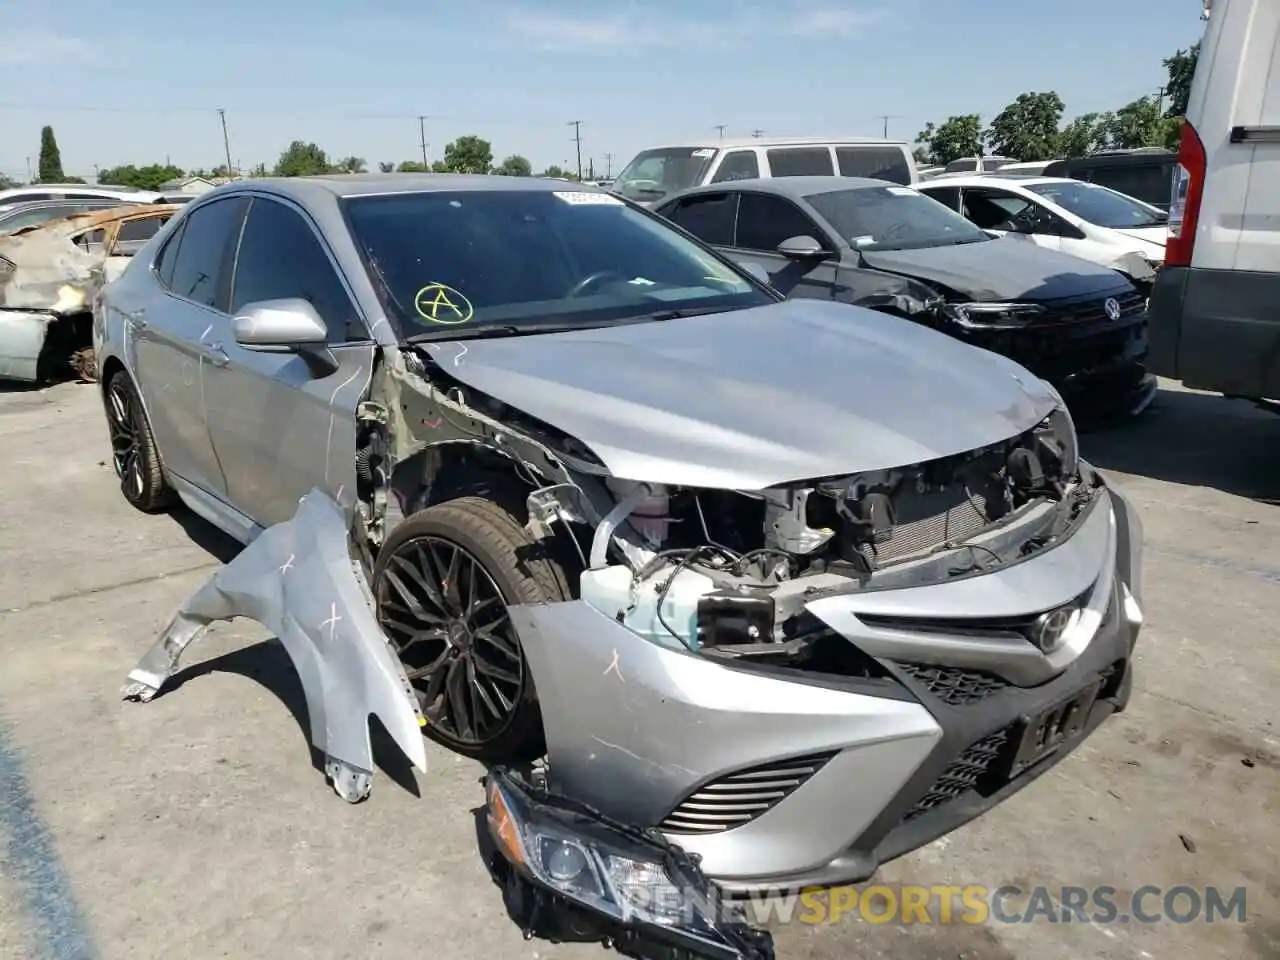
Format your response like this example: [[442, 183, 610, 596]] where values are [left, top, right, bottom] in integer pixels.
[[605, 479, 670, 546], [580, 565, 716, 651]]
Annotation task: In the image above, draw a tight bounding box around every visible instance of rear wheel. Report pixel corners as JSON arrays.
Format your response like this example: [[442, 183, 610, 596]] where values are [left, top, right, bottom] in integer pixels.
[[103, 370, 175, 513], [371, 496, 570, 763]]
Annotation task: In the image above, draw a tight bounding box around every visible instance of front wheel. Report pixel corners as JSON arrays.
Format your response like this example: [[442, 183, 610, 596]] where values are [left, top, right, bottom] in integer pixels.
[[371, 496, 571, 763]]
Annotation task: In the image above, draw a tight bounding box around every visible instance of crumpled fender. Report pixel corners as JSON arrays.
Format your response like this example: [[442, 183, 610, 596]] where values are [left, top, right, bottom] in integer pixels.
[[122, 488, 427, 802]]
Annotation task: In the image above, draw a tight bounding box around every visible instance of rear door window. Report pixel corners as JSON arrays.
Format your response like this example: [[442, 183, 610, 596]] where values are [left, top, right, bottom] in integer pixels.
[[113, 215, 173, 255], [710, 150, 760, 183], [766, 147, 834, 177], [922, 186, 962, 212], [836, 146, 911, 184], [167, 196, 248, 310], [662, 193, 737, 245]]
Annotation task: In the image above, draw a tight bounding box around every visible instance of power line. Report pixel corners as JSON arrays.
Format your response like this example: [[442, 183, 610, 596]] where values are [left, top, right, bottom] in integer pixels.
[[568, 119, 583, 181]]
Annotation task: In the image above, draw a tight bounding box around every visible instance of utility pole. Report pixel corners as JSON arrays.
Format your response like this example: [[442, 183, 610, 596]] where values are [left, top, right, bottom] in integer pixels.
[[604, 152, 613, 177], [25, 157, 31, 182], [216, 108, 233, 175], [876, 115, 903, 138], [751, 129, 764, 138], [418, 115, 428, 167], [715, 124, 727, 139], [568, 120, 583, 181], [1156, 85, 1167, 115]]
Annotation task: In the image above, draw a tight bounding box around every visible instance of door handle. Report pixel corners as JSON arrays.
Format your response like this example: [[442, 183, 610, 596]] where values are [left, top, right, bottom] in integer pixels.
[[203, 342, 230, 368]]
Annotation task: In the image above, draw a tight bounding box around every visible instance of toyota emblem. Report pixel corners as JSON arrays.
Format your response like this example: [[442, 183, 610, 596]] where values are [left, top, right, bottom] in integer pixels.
[[1032, 606, 1077, 653], [1103, 297, 1121, 321]]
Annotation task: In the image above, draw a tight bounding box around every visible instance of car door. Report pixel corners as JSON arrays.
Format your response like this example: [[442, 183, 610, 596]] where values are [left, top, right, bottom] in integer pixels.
[[202, 194, 373, 529], [132, 194, 248, 501], [958, 186, 1064, 252], [729, 191, 843, 299]]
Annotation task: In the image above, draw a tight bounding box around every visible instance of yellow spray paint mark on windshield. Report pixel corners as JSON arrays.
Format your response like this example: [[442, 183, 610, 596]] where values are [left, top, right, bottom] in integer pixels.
[[414, 282, 474, 324]]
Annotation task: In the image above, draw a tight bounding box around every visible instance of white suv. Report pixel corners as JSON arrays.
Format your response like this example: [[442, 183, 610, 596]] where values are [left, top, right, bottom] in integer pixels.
[[611, 137, 917, 206]]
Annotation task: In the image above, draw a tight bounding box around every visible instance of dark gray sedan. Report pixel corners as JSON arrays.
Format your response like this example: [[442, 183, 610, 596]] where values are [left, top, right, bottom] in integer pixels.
[[655, 176, 1156, 420]]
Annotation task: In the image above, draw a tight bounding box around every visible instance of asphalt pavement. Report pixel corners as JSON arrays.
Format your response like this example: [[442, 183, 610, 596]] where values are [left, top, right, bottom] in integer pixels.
[[0, 378, 1276, 960]]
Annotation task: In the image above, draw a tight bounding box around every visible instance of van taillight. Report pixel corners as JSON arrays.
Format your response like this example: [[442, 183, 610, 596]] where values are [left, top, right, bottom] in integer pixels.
[[1166, 121, 1206, 267]]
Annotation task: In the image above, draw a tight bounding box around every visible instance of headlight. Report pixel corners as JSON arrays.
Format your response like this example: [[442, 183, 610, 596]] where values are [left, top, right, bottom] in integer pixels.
[[485, 767, 774, 960], [942, 301, 1045, 329]]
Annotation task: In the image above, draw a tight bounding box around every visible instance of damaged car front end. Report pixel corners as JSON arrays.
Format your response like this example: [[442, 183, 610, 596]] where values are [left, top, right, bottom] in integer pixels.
[[111, 177, 1142, 944]]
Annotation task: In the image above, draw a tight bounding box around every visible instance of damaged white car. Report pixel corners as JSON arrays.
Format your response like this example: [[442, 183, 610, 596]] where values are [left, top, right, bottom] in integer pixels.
[[99, 175, 1143, 898]]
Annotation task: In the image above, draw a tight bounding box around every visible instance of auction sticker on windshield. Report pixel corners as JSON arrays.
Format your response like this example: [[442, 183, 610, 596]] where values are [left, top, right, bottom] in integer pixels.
[[553, 192, 623, 205], [414, 283, 474, 324]]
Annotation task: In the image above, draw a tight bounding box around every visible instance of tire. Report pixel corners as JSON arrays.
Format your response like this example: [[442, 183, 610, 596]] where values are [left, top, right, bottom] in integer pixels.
[[372, 495, 571, 763], [102, 369, 175, 513]]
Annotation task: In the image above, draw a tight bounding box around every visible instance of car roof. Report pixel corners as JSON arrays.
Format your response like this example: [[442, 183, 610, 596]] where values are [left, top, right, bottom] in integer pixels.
[[637, 137, 907, 150], [918, 175, 1072, 189], [667, 176, 898, 202], [213, 173, 607, 202]]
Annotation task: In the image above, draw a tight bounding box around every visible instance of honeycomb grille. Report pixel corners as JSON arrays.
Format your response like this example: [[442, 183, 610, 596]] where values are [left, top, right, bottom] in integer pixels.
[[904, 727, 1012, 821], [659, 752, 837, 835], [894, 662, 1010, 706]]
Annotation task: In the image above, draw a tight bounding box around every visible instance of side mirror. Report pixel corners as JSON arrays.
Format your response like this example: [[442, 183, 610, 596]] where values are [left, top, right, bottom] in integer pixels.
[[233, 298, 328, 350], [776, 235, 827, 259], [739, 262, 771, 285]]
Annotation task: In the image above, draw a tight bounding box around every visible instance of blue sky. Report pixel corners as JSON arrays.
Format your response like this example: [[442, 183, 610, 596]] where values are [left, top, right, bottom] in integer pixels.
[[0, 0, 1205, 181]]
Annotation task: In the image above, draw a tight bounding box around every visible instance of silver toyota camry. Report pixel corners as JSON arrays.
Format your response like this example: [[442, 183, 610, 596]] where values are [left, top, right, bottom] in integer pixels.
[[95, 174, 1143, 892]]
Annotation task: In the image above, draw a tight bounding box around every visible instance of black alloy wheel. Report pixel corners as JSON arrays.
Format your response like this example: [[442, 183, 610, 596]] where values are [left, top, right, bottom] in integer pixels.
[[103, 370, 174, 513], [371, 496, 571, 761]]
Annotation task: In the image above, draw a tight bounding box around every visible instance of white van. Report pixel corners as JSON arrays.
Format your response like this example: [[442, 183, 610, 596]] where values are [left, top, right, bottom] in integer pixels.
[[610, 137, 917, 206], [1147, 0, 1280, 405]]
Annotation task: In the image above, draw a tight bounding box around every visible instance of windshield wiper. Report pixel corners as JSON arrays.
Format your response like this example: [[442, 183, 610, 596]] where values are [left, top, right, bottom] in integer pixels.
[[405, 321, 588, 344]]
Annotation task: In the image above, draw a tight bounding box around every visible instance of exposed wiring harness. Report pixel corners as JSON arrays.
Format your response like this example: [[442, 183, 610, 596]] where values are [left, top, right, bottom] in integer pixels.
[[629, 545, 738, 650]]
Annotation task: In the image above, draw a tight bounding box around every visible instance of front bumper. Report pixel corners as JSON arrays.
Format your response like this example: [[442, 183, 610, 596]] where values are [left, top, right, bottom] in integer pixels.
[[512, 482, 1143, 890]]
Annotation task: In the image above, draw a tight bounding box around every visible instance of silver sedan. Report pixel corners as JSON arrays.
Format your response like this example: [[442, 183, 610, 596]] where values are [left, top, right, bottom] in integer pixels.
[[95, 174, 1143, 894]]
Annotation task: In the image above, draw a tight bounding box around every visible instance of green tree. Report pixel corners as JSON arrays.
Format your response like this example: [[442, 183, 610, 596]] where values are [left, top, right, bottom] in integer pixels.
[[917, 115, 984, 166], [335, 156, 367, 174], [1101, 97, 1177, 150], [439, 135, 493, 174], [492, 154, 532, 176], [396, 160, 430, 172], [1056, 112, 1108, 158], [98, 163, 186, 191], [0, 173, 15, 189], [911, 146, 933, 166], [37, 125, 64, 182], [1164, 43, 1200, 118], [539, 164, 570, 179], [273, 140, 331, 177], [986, 92, 1065, 161]]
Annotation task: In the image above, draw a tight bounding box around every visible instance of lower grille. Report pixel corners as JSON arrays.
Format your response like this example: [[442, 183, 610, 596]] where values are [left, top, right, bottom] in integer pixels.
[[894, 662, 1010, 705], [904, 726, 1012, 821], [660, 751, 837, 835]]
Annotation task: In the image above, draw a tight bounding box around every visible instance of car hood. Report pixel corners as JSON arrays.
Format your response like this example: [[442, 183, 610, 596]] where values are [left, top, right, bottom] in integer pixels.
[[859, 237, 1127, 302], [1110, 225, 1168, 252], [418, 300, 1057, 489]]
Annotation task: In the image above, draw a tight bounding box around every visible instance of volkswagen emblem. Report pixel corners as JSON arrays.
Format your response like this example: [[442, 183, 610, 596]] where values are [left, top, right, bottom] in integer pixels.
[[1103, 297, 1122, 321], [1032, 605, 1077, 653]]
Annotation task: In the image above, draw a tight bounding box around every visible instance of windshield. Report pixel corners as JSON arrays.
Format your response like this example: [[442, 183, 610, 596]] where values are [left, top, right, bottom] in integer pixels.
[[805, 185, 991, 251], [343, 189, 771, 340], [1027, 181, 1166, 228], [611, 148, 716, 202]]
